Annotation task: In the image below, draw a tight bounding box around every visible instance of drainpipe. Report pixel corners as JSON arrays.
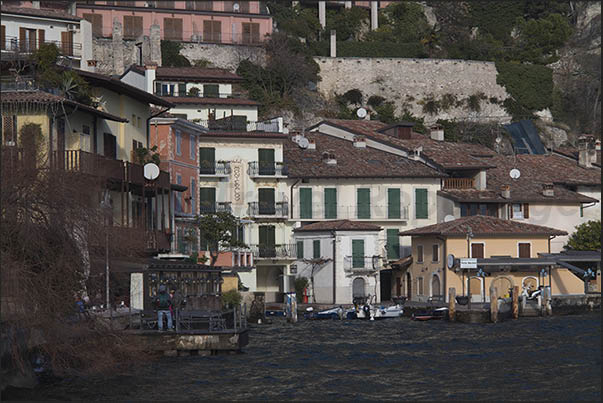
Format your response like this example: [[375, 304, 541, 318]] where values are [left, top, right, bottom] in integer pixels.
[[331, 230, 336, 304], [437, 236, 447, 302], [289, 179, 300, 218], [548, 235, 557, 254]]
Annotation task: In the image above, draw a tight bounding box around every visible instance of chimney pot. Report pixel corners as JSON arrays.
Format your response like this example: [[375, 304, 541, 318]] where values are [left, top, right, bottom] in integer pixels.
[[307, 139, 316, 150], [542, 184, 554, 197], [501, 185, 511, 199], [430, 125, 444, 141], [353, 136, 366, 148]]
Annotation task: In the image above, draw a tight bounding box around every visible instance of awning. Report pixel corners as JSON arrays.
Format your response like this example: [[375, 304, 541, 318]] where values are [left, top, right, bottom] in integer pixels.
[[389, 255, 413, 270]]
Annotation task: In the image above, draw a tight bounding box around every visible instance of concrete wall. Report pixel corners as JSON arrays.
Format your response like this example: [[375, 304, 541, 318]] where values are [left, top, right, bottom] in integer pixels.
[[315, 57, 512, 125], [180, 42, 266, 70]]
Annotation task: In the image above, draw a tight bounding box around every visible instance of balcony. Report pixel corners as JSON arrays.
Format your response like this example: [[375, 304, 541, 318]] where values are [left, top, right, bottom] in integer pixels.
[[248, 162, 287, 178], [343, 256, 382, 273], [199, 202, 232, 214], [251, 244, 297, 260], [199, 161, 231, 177], [248, 201, 288, 218], [294, 205, 409, 221], [443, 178, 475, 190], [1, 36, 82, 58]]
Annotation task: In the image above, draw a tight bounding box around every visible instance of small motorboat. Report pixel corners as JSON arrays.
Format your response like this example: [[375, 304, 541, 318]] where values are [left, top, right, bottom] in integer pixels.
[[304, 306, 344, 320], [411, 307, 448, 321], [373, 304, 404, 319]]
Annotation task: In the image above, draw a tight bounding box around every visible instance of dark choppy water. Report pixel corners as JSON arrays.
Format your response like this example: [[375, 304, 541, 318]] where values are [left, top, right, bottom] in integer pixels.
[[5, 313, 601, 401]]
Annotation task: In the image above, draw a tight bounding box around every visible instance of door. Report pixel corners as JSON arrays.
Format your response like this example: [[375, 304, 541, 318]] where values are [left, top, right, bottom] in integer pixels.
[[258, 148, 275, 175], [469, 277, 482, 302], [259, 225, 276, 258], [103, 132, 116, 159], [396, 277, 402, 297], [406, 272, 412, 298], [61, 31, 73, 56], [380, 270, 392, 301], [352, 277, 365, 299], [199, 147, 215, 174], [199, 187, 216, 214], [431, 275, 441, 296], [352, 240, 364, 268], [258, 188, 275, 215]]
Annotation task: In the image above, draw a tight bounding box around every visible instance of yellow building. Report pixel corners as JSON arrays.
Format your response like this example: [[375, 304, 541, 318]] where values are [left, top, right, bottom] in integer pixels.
[[398, 215, 589, 302]]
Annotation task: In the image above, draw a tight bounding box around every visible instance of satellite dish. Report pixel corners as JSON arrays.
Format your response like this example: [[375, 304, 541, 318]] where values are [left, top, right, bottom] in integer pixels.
[[233, 2, 240, 11], [509, 168, 521, 179], [495, 136, 502, 144], [444, 215, 455, 222], [143, 162, 160, 181], [356, 107, 367, 119], [447, 254, 455, 269], [298, 137, 310, 149]]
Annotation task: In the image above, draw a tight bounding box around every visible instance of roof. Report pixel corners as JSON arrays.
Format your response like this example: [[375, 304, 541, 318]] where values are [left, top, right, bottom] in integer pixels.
[[294, 220, 382, 232], [399, 215, 567, 237], [554, 146, 601, 167], [1, 6, 82, 22], [123, 65, 243, 83], [72, 69, 174, 108], [504, 120, 546, 154], [197, 131, 288, 140], [1, 90, 127, 122], [284, 132, 444, 179], [162, 96, 260, 106], [314, 119, 496, 171]]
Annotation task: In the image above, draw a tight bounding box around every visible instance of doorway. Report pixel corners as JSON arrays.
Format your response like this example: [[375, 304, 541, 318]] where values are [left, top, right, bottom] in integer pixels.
[[352, 277, 365, 299], [406, 272, 412, 299], [431, 274, 441, 297], [380, 270, 392, 301]]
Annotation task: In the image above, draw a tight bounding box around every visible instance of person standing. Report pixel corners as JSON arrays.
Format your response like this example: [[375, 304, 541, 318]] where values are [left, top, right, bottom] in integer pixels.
[[154, 285, 173, 331]]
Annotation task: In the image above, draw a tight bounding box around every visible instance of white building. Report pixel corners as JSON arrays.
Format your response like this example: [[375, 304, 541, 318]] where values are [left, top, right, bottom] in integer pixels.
[[1, 4, 94, 71]]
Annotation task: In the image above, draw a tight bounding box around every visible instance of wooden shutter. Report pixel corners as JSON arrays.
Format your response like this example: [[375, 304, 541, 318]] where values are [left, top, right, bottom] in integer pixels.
[[415, 188, 428, 219], [37, 29, 45, 47], [61, 31, 73, 56], [203, 20, 221, 42], [19, 27, 26, 51], [242, 22, 251, 44], [199, 187, 216, 213], [124, 16, 142, 39], [296, 240, 304, 259], [471, 243, 484, 258], [240, 1, 250, 13], [518, 243, 531, 258], [259, 225, 276, 257], [387, 228, 400, 260], [259, 188, 275, 215], [199, 147, 215, 174], [1, 25, 5, 50], [352, 240, 364, 268], [164, 17, 173, 40], [324, 188, 337, 219], [251, 22, 259, 43], [83, 13, 103, 37], [357, 188, 370, 219], [258, 148, 275, 175], [299, 188, 312, 219], [388, 188, 401, 219], [523, 203, 530, 218], [313, 240, 321, 259]]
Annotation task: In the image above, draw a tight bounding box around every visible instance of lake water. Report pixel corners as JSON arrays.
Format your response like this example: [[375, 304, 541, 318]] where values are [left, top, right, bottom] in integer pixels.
[[5, 312, 601, 401]]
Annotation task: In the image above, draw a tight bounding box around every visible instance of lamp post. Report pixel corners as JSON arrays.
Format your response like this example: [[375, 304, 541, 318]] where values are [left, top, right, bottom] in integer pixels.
[[100, 189, 112, 325]]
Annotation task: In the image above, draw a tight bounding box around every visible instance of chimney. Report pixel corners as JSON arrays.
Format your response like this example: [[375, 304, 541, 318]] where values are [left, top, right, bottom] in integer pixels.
[[145, 64, 157, 95], [411, 146, 423, 160], [353, 135, 366, 148], [542, 183, 554, 197], [32, 1, 40, 9], [430, 125, 444, 141], [323, 151, 336, 165], [370, 1, 379, 30], [595, 140, 601, 151], [577, 135, 596, 168], [307, 139, 316, 150], [501, 185, 511, 199], [330, 30, 336, 58], [318, 1, 326, 29]]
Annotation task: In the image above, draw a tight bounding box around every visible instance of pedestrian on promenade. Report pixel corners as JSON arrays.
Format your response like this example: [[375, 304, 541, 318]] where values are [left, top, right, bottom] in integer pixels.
[[154, 285, 173, 331]]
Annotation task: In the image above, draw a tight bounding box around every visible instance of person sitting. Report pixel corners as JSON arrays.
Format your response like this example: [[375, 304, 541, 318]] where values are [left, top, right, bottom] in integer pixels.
[[154, 285, 173, 331]]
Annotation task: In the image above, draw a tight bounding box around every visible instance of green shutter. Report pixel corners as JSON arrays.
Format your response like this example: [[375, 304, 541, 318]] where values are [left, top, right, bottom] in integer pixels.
[[259, 225, 276, 257], [415, 188, 428, 219], [199, 147, 215, 174], [357, 188, 371, 219], [352, 240, 364, 268], [324, 188, 337, 219], [258, 148, 275, 175], [178, 83, 186, 96], [259, 188, 275, 215], [388, 188, 401, 219], [199, 187, 215, 213], [296, 240, 304, 259], [300, 188, 312, 219], [313, 239, 321, 259], [203, 84, 219, 98], [386, 228, 400, 260]]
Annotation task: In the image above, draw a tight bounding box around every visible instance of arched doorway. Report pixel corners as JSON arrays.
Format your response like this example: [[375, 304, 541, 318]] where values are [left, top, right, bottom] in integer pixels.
[[406, 272, 412, 299], [491, 277, 513, 298], [469, 276, 483, 302], [352, 277, 366, 299], [431, 274, 441, 297]]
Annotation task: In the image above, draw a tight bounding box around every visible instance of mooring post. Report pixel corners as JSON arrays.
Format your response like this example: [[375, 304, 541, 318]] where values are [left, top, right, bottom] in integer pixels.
[[543, 286, 552, 316], [490, 286, 498, 323], [512, 286, 519, 319], [448, 288, 456, 321]]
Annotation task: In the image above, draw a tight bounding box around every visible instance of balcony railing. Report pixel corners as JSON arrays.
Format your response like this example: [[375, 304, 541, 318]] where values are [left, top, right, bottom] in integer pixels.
[[343, 256, 382, 272], [443, 178, 475, 190], [247, 201, 288, 218], [248, 161, 287, 177], [199, 161, 231, 176], [199, 202, 232, 214], [250, 244, 297, 259], [192, 119, 280, 133], [294, 205, 409, 221], [155, 91, 248, 99], [1, 36, 82, 58]]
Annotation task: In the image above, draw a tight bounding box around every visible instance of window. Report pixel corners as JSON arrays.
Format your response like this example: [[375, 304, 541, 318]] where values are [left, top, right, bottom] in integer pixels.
[[131, 139, 143, 161], [387, 229, 400, 260], [164, 17, 183, 41], [199, 187, 216, 214], [415, 188, 428, 219], [123, 15, 143, 39], [432, 244, 439, 262], [296, 240, 304, 259], [313, 240, 321, 259], [388, 188, 401, 219], [299, 188, 312, 219], [518, 243, 531, 258], [352, 240, 365, 268], [186, 1, 212, 11], [175, 130, 182, 156], [523, 203, 530, 218], [258, 188, 275, 215], [131, 114, 136, 126], [417, 245, 424, 263], [258, 148, 275, 175], [471, 243, 484, 258], [203, 84, 219, 98], [82, 125, 90, 135], [461, 203, 498, 217], [190, 178, 196, 214], [175, 175, 183, 213], [242, 22, 260, 44], [324, 188, 337, 219], [0, 25, 5, 51], [357, 188, 370, 219], [137, 117, 141, 128], [60, 31, 73, 56], [203, 20, 221, 43], [19, 27, 38, 52], [178, 83, 186, 97], [103, 133, 116, 159], [417, 277, 424, 295], [511, 204, 523, 219], [83, 13, 103, 37], [189, 134, 196, 161], [158, 83, 175, 96], [199, 147, 215, 174], [258, 226, 276, 258]]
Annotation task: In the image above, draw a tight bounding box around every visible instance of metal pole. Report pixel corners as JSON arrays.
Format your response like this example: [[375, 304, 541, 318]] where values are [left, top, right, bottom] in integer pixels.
[[106, 229, 112, 327]]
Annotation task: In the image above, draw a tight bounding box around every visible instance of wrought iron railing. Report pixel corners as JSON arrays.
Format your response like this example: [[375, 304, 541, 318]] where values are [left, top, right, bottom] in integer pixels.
[[248, 161, 287, 177], [343, 256, 382, 272], [250, 244, 297, 259], [247, 201, 288, 218], [1, 36, 82, 57], [199, 161, 231, 175], [199, 201, 232, 214]]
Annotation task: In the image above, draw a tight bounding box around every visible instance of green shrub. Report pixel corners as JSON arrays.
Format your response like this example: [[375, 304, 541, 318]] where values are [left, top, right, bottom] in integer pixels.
[[221, 289, 243, 308], [421, 96, 440, 115], [161, 40, 190, 67], [440, 94, 458, 111], [466, 94, 482, 112], [342, 89, 363, 105], [367, 95, 386, 108], [565, 220, 601, 251]]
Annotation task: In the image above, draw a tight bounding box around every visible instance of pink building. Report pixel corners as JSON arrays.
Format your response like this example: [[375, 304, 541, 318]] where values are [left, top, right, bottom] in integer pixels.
[[76, 1, 272, 44]]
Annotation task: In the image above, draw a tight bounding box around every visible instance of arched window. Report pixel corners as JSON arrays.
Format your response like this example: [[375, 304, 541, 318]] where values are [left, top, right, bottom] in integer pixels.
[[352, 277, 366, 298]]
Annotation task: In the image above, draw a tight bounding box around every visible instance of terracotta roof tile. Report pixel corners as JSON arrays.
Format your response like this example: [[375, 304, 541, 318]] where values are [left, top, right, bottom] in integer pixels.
[[1, 6, 81, 21], [162, 96, 260, 106], [284, 132, 444, 178], [399, 215, 567, 237], [554, 146, 601, 167], [294, 220, 382, 232]]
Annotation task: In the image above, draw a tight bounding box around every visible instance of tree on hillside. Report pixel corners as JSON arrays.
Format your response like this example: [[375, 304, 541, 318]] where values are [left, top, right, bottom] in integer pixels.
[[196, 211, 246, 266], [565, 220, 601, 251], [160, 40, 191, 67]]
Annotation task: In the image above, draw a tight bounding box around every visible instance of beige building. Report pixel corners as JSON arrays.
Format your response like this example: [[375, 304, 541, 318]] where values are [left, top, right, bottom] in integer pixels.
[[398, 215, 589, 303]]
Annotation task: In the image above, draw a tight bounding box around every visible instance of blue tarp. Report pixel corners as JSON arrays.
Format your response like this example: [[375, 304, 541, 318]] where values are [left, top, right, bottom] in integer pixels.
[[504, 120, 546, 155]]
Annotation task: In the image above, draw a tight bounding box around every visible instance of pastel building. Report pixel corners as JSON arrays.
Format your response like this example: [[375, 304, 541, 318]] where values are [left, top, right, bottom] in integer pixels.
[[75, 1, 272, 44]]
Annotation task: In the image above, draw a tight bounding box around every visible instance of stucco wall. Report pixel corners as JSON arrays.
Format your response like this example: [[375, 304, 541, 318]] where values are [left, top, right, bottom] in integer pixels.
[[180, 42, 266, 70], [315, 57, 512, 124]]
